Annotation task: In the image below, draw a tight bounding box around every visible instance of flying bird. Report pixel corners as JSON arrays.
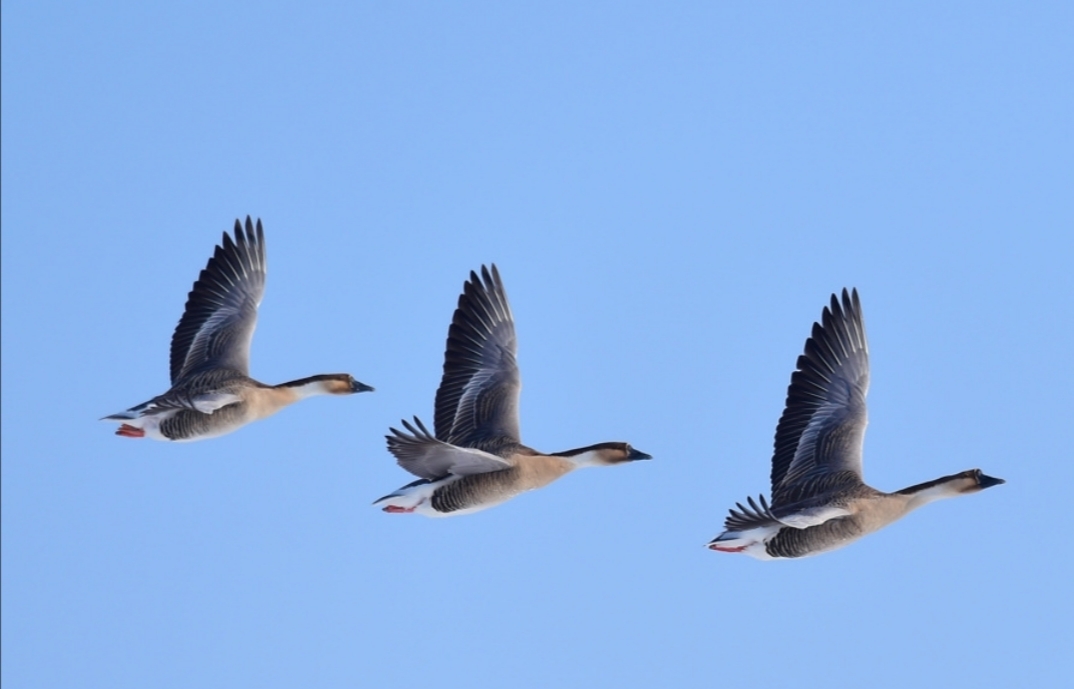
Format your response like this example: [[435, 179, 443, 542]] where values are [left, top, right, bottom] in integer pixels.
[[375, 265, 650, 516], [709, 289, 1003, 559], [102, 217, 373, 441]]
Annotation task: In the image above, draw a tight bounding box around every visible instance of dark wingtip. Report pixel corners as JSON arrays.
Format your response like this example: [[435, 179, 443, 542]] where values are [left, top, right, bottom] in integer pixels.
[[826, 287, 860, 322], [469, 264, 500, 290], [233, 216, 262, 245]]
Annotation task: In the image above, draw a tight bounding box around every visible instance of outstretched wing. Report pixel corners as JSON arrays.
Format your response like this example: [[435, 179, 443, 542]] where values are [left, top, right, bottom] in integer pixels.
[[769, 289, 870, 506], [169, 217, 266, 384], [387, 417, 513, 480], [433, 265, 521, 447], [723, 494, 781, 532]]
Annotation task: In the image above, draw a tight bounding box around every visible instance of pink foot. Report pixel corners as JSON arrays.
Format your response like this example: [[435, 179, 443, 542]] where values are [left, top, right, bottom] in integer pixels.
[[709, 543, 748, 553], [383, 505, 416, 514], [116, 424, 145, 438]]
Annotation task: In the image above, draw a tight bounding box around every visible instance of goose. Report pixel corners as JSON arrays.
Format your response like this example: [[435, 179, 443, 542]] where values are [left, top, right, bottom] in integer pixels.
[[374, 265, 651, 516], [708, 289, 1003, 559], [102, 217, 373, 441]]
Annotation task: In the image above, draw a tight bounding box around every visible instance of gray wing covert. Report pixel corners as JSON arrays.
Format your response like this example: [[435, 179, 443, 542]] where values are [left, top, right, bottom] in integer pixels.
[[387, 417, 512, 480]]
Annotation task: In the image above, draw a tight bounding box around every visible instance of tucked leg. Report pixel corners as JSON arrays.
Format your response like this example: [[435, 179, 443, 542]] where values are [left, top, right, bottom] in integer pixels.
[[116, 424, 146, 438]]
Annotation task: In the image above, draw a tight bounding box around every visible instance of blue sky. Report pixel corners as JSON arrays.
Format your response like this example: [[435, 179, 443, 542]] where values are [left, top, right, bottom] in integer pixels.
[[3, 2, 1072, 687]]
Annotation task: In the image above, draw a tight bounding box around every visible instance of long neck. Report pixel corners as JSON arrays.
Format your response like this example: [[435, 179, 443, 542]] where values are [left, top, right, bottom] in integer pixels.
[[895, 473, 974, 512], [549, 442, 627, 468], [555, 448, 606, 469], [275, 375, 343, 400]]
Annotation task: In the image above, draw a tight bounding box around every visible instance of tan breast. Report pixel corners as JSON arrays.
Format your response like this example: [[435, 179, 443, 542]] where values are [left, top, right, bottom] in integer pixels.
[[512, 454, 578, 490], [243, 386, 302, 420]]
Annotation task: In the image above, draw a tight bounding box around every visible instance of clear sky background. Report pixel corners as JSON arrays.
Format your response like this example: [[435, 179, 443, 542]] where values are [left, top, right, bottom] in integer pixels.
[[3, 3, 1072, 688]]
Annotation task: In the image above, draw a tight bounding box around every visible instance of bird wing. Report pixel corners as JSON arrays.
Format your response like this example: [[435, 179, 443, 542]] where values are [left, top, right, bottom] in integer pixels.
[[169, 217, 266, 384], [433, 264, 521, 447], [386, 417, 513, 480], [769, 289, 870, 506]]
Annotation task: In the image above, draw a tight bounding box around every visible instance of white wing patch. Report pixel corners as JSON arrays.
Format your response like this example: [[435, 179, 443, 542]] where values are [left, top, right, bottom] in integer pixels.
[[192, 392, 242, 414], [776, 506, 851, 529]]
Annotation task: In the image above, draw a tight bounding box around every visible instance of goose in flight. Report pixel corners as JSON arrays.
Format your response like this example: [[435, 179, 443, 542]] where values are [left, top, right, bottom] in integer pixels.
[[375, 265, 650, 516], [102, 217, 373, 441], [709, 289, 1003, 559]]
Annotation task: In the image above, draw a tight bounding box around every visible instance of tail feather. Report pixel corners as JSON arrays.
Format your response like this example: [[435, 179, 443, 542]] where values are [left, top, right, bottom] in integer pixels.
[[372, 477, 434, 505], [101, 397, 160, 421], [101, 411, 139, 421]]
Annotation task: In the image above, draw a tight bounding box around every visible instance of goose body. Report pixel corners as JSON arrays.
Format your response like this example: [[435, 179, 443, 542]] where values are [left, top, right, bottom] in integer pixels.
[[374, 265, 650, 516], [708, 289, 1003, 560], [102, 217, 373, 441]]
